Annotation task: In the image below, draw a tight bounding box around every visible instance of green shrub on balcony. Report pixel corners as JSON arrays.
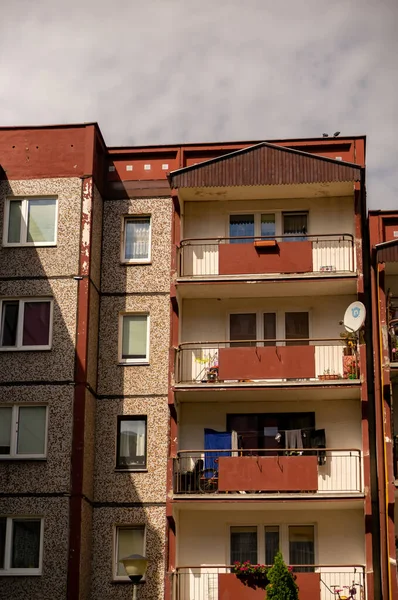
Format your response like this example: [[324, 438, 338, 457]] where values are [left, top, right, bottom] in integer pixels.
[[266, 552, 299, 600]]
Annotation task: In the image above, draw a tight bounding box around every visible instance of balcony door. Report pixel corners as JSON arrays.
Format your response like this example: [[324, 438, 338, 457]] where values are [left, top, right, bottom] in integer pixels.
[[285, 312, 309, 346]]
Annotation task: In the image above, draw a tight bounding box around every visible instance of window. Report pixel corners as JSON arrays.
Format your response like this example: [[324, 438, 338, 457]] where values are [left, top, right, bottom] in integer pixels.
[[123, 216, 151, 262], [283, 212, 308, 241], [230, 526, 257, 564], [229, 214, 276, 243], [230, 313, 257, 347], [0, 517, 43, 574], [0, 299, 52, 350], [4, 198, 57, 246], [265, 526, 280, 565], [114, 526, 145, 579], [120, 314, 149, 364], [289, 525, 315, 572], [0, 406, 47, 459], [116, 416, 147, 470], [263, 313, 276, 347], [285, 312, 309, 347]]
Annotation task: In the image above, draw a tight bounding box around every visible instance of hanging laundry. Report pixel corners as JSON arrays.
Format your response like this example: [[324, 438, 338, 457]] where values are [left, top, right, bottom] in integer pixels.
[[285, 429, 303, 451]]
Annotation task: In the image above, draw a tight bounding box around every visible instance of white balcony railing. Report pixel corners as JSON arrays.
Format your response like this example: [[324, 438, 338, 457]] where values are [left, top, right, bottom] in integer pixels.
[[172, 566, 366, 600], [176, 340, 360, 385], [178, 234, 355, 278]]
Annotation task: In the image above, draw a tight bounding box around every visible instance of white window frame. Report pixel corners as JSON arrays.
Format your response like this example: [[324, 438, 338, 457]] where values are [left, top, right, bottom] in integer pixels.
[[0, 298, 53, 351], [3, 197, 58, 247], [121, 215, 152, 264], [227, 210, 309, 238], [0, 405, 48, 459], [226, 522, 317, 567], [227, 310, 312, 346], [113, 525, 146, 581], [0, 516, 44, 575], [118, 313, 150, 365]]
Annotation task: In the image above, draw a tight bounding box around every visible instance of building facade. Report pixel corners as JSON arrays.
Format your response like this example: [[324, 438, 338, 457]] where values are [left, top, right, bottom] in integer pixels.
[[0, 125, 389, 599]]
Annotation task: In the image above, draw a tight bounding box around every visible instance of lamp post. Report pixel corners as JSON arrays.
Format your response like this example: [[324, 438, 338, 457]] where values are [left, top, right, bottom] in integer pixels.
[[119, 554, 148, 600]]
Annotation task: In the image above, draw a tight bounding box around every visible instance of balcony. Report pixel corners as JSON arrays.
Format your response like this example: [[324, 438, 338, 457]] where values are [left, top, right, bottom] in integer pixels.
[[173, 449, 362, 497], [175, 340, 360, 387], [172, 566, 366, 600], [178, 234, 355, 280]]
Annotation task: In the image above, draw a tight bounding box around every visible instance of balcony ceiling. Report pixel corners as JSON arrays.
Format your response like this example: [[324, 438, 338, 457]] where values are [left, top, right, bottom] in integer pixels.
[[168, 142, 361, 201]]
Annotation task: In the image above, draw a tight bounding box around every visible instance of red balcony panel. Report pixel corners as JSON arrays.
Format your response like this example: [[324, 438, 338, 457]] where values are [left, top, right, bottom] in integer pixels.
[[218, 241, 313, 275], [218, 573, 321, 600], [217, 346, 315, 380], [217, 456, 318, 492]]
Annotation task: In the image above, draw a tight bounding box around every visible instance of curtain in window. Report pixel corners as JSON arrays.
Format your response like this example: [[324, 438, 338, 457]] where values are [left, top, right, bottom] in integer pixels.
[[261, 214, 276, 238], [27, 199, 56, 243], [17, 407, 46, 455], [283, 213, 308, 242], [289, 526, 314, 573], [230, 313, 257, 347], [122, 315, 148, 359], [229, 215, 255, 244], [23, 302, 51, 346], [11, 520, 40, 568], [8, 201, 22, 243], [1, 301, 19, 347], [117, 527, 145, 576], [265, 526, 280, 565], [119, 419, 146, 467], [285, 312, 309, 347], [0, 408, 12, 455], [230, 527, 257, 563], [125, 218, 150, 260], [263, 313, 276, 347]]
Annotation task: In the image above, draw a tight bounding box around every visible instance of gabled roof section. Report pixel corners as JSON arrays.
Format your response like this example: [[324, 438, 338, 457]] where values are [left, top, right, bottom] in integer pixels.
[[168, 142, 362, 189], [375, 238, 398, 263]]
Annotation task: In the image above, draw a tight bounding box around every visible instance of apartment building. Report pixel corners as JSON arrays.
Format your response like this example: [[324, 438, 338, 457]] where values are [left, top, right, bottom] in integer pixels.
[[369, 210, 398, 600], [0, 126, 386, 600]]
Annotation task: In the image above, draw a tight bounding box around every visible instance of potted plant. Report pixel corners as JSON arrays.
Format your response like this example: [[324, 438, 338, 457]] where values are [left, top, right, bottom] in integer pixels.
[[232, 560, 269, 590], [266, 552, 298, 600], [340, 331, 357, 356], [319, 369, 339, 381]]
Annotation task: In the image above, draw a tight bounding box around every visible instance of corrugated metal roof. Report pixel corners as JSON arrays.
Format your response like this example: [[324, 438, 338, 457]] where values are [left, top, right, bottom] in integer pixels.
[[376, 239, 398, 263], [168, 142, 362, 188]]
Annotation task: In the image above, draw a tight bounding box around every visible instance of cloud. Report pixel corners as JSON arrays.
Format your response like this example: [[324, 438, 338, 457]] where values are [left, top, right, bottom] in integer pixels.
[[0, 0, 397, 208]]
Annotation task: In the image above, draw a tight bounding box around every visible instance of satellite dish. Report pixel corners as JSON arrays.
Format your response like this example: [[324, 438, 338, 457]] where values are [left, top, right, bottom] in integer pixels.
[[343, 301, 366, 332]]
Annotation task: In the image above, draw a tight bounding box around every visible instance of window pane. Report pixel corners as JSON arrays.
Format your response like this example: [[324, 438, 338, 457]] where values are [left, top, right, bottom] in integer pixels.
[[117, 418, 146, 468], [125, 217, 150, 260], [264, 313, 276, 347], [11, 519, 41, 569], [22, 302, 51, 346], [117, 527, 145, 576], [122, 315, 148, 360], [285, 312, 309, 347], [261, 214, 276, 237], [17, 407, 46, 455], [0, 407, 12, 455], [265, 526, 279, 565], [229, 215, 254, 244], [230, 314, 257, 347], [27, 199, 56, 243], [283, 213, 308, 241], [230, 526, 257, 564], [8, 201, 22, 243], [0, 518, 6, 568], [1, 301, 19, 347], [289, 525, 314, 572]]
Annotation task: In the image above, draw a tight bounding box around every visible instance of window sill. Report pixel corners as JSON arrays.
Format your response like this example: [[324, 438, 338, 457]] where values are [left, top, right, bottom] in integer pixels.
[[118, 361, 150, 366], [0, 571, 42, 576], [121, 260, 152, 266], [0, 457, 47, 461], [115, 468, 148, 473], [0, 347, 52, 352], [3, 243, 57, 248]]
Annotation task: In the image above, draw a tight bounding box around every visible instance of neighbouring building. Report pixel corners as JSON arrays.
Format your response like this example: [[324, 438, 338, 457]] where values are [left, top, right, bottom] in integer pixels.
[[0, 125, 391, 600]]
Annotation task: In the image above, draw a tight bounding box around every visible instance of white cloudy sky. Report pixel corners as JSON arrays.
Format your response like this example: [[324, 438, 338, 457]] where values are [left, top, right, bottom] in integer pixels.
[[1, 0, 397, 208]]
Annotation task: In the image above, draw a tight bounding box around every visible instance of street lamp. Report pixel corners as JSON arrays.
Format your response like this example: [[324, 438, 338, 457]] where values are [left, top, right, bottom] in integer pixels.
[[119, 554, 148, 600]]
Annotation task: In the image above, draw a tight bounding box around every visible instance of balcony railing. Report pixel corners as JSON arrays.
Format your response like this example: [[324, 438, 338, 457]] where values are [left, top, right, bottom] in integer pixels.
[[178, 234, 355, 278], [175, 339, 360, 385], [171, 565, 366, 600], [173, 448, 362, 495]]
